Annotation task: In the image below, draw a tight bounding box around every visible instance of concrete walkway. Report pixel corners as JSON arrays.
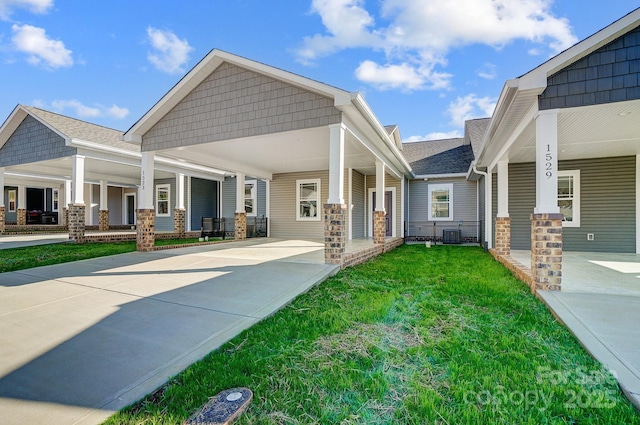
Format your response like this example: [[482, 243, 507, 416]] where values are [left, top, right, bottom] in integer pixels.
[[511, 250, 640, 410], [0, 233, 69, 249], [0, 238, 338, 425]]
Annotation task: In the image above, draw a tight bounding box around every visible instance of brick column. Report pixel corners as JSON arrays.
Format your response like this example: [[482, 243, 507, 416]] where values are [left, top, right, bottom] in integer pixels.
[[136, 209, 155, 252], [99, 210, 109, 231], [17, 209, 26, 226], [234, 212, 246, 241], [494, 217, 511, 257], [531, 213, 562, 291], [0, 206, 4, 234], [68, 203, 86, 243], [373, 210, 386, 245], [324, 203, 346, 265], [61, 207, 68, 228], [174, 208, 186, 236]]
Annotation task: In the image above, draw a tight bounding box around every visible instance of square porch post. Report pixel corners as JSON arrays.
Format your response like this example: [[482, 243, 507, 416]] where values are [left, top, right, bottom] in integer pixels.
[[373, 160, 386, 245], [17, 185, 26, 226], [174, 173, 186, 236], [99, 180, 109, 231], [63, 180, 71, 227], [325, 123, 346, 265], [531, 110, 562, 291], [69, 155, 86, 242], [495, 160, 511, 257], [137, 151, 155, 251], [235, 172, 246, 241]]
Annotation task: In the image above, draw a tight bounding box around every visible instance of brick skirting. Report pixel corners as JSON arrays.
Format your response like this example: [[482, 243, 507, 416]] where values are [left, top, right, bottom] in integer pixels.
[[341, 238, 404, 269], [99, 210, 109, 232], [490, 249, 535, 293], [0, 206, 4, 234]]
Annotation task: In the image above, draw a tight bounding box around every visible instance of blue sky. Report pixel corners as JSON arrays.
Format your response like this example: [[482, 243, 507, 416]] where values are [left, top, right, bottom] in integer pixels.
[[0, 1, 637, 142]]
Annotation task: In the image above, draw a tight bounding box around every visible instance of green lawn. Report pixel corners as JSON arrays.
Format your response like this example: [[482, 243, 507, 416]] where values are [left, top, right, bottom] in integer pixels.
[[104, 245, 639, 425]]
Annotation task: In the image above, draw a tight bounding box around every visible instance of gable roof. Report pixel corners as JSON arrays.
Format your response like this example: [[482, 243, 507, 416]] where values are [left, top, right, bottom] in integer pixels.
[[0, 105, 132, 152], [464, 118, 490, 160]]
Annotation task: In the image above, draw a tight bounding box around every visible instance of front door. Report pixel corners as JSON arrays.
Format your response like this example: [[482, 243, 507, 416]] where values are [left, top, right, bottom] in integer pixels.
[[125, 193, 136, 225], [372, 191, 393, 236]]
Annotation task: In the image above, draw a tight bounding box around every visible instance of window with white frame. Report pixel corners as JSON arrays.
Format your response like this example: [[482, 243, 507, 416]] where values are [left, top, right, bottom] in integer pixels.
[[8, 189, 16, 212], [52, 189, 59, 212], [155, 184, 170, 217], [558, 170, 580, 227], [296, 179, 320, 221], [428, 183, 453, 221], [245, 180, 257, 216]]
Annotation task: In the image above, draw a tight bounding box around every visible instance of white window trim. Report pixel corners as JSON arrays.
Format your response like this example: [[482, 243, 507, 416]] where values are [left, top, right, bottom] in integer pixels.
[[296, 178, 321, 221], [52, 189, 59, 212], [8, 189, 16, 213], [558, 170, 580, 227], [428, 183, 454, 221], [155, 184, 171, 217], [245, 179, 257, 217]]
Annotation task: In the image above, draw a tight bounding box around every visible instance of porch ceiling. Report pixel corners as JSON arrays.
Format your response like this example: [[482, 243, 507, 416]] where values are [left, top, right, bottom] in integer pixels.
[[155, 126, 381, 180], [504, 99, 640, 163]]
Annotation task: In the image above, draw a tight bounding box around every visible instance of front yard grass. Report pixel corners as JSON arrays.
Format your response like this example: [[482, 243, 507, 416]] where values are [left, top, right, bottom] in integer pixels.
[[105, 245, 640, 424]]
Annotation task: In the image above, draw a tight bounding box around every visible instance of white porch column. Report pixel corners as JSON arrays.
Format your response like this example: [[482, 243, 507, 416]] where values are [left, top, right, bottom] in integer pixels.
[[235, 172, 245, 213], [139, 152, 155, 210], [497, 161, 509, 218], [327, 123, 345, 204], [495, 160, 510, 256], [265, 179, 270, 237], [535, 110, 560, 214], [0, 168, 4, 208], [137, 151, 155, 251], [72, 155, 85, 205], [99, 179, 109, 231], [99, 180, 108, 210], [64, 180, 72, 206], [176, 173, 185, 209], [18, 185, 26, 210], [484, 170, 492, 249], [375, 160, 385, 211]]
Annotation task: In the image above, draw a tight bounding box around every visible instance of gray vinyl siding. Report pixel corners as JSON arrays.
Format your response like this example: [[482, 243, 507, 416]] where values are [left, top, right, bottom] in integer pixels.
[[507, 157, 636, 252], [221, 177, 266, 219], [190, 177, 218, 231], [270, 171, 328, 240], [351, 170, 365, 239], [365, 173, 402, 237], [107, 186, 123, 225], [0, 115, 76, 167], [142, 62, 342, 152], [154, 178, 176, 232]]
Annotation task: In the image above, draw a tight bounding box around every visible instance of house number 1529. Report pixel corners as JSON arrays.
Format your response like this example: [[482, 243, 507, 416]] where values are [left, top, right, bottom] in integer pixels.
[[545, 144, 553, 179]]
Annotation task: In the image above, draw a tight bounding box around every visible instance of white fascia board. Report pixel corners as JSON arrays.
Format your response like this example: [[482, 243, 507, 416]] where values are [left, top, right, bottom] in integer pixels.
[[0, 105, 27, 149], [341, 95, 413, 178], [4, 170, 69, 183], [415, 173, 467, 180]]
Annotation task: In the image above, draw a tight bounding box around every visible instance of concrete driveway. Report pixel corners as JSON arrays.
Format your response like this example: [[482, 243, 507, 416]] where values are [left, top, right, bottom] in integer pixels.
[[512, 250, 640, 410], [0, 238, 337, 425]]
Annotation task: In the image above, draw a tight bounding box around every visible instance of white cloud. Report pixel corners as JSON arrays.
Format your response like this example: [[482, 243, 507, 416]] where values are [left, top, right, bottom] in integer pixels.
[[447, 94, 496, 128], [0, 0, 53, 20], [403, 130, 462, 143], [45, 99, 129, 120], [298, 0, 578, 90], [476, 62, 497, 80], [146, 27, 193, 74], [11, 24, 72, 68]]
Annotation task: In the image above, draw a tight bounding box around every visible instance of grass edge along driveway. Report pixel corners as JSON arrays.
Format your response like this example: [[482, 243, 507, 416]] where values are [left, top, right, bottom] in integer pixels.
[[104, 245, 639, 425]]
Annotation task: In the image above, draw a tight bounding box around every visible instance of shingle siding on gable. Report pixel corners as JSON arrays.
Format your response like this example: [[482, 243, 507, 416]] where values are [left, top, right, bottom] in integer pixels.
[[0, 115, 76, 167], [143, 62, 342, 151], [540, 25, 640, 110]]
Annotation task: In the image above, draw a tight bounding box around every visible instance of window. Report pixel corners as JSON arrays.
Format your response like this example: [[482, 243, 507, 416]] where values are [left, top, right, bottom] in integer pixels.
[[558, 170, 580, 227], [428, 183, 453, 221], [155, 184, 170, 217], [296, 179, 320, 221], [52, 189, 59, 212], [8, 189, 16, 212], [245, 180, 257, 216]]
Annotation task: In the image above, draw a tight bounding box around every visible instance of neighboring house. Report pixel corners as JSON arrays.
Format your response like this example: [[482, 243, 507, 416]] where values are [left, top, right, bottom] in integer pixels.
[[403, 118, 490, 244], [123, 49, 412, 263], [472, 8, 640, 291], [0, 105, 228, 236]]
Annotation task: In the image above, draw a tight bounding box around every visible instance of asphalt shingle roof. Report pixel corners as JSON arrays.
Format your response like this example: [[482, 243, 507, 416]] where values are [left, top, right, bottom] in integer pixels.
[[464, 118, 490, 160], [23, 106, 137, 152], [402, 138, 474, 175]]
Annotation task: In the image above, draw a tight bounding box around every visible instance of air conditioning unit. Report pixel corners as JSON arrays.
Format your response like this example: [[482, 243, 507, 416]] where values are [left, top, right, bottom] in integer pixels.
[[443, 229, 461, 244]]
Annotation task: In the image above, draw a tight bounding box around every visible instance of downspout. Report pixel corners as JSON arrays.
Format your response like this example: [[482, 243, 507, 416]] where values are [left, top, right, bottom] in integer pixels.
[[472, 162, 491, 251]]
